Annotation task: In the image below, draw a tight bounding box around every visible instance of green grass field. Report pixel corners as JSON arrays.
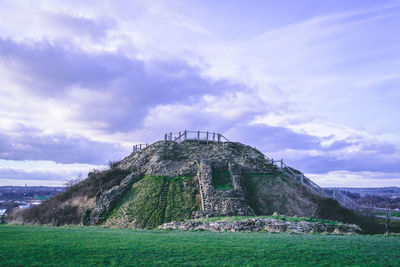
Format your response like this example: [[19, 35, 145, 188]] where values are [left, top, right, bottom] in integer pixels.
[[1, 225, 399, 266]]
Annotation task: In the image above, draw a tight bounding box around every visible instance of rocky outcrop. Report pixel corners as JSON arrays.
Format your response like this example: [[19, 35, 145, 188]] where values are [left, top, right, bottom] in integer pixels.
[[159, 217, 361, 234]]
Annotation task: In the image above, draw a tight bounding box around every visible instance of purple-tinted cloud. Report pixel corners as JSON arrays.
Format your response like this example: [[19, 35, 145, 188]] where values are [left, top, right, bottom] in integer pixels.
[[291, 153, 400, 174], [283, 138, 400, 174], [0, 39, 244, 134], [226, 123, 322, 152], [0, 130, 127, 165]]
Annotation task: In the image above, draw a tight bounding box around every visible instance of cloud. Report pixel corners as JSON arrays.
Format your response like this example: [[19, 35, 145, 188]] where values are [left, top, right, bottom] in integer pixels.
[[0, 159, 106, 186], [308, 171, 400, 188], [275, 137, 400, 174], [0, 39, 242, 134], [225, 123, 322, 152], [0, 130, 128, 164]]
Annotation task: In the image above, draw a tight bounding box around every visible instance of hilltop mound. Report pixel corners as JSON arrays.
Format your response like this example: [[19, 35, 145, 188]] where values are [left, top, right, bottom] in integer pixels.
[[10, 141, 354, 228]]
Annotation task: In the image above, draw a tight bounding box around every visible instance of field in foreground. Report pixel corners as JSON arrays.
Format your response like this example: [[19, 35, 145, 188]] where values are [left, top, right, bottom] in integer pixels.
[[0, 225, 399, 266]]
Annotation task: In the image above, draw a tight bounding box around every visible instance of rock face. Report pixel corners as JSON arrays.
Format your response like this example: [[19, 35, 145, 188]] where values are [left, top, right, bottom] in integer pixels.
[[159, 218, 362, 235], [88, 172, 141, 225]]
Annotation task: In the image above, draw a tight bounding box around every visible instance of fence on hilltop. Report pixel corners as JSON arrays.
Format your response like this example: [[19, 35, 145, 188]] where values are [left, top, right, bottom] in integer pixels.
[[164, 130, 230, 143]]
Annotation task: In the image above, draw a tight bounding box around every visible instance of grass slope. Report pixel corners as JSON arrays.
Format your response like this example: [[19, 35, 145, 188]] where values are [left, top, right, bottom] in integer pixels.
[[1, 225, 400, 266], [104, 175, 200, 228], [244, 172, 318, 216]]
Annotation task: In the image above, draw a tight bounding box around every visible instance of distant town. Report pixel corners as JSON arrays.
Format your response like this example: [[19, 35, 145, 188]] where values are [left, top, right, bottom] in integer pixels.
[[0, 186, 65, 212]]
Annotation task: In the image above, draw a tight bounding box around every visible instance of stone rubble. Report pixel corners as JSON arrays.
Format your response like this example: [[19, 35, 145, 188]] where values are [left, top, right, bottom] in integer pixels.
[[158, 217, 361, 234]]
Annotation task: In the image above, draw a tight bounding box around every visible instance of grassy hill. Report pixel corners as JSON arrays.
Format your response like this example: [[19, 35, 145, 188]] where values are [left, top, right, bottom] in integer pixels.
[[1, 225, 399, 266], [8, 141, 357, 229]]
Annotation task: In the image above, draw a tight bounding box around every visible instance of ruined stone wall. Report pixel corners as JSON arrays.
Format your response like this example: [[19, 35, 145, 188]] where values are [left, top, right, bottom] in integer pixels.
[[196, 161, 255, 217]]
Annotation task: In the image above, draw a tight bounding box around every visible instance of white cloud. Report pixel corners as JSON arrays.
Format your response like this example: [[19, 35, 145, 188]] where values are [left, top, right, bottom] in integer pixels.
[[308, 171, 400, 188], [0, 159, 107, 186]]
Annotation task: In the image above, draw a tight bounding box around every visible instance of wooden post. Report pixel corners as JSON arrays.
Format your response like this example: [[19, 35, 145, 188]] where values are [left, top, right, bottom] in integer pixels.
[[197, 131, 200, 143], [139, 144, 142, 150], [178, 132, 181, 142], [386, 209, 390, 232], [184, 130, 187, 141], [206, 131, 209, 144], [217, 133, 221, 142], [169, 132, 172, 141], [213, 132, 215, 142], [164, 134, 167, 141]]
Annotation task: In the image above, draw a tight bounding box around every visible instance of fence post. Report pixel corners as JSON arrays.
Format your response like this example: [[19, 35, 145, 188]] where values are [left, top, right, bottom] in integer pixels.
[[386, 210, 390, 232], [169, 132, 172, 141], [164, 134, 167, 141], [178, 132, 181, 142], [213, 132, 215, 142], [184, 130, 187, 141], [206, 131, 209, 144], [218, 134, 221, 142], [197, 131, 200, 143]]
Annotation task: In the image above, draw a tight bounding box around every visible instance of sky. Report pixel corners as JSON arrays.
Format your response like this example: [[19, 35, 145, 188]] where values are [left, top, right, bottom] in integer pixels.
[[0, 0, 399, 187]]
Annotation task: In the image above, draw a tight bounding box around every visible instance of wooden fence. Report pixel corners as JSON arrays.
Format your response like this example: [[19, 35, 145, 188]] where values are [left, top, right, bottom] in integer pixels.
[[164, 130, 230, 144], [360, 206, 400, 221], [270, 158, 327, 198], [132, 143, 148, 153]]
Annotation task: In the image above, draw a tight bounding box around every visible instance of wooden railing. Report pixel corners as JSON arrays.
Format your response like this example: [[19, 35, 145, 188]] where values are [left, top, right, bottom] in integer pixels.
[[332, 189, 360, 211], [164, 130, 230, 144], [363, 206, 400, 219], [132, 143, 149, 153], [270, 158, 327, 198], [267, 156, 363, 210]]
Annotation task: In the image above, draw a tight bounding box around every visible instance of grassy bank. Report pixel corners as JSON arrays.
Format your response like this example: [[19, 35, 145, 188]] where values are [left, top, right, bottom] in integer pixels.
[[1, 225, 400, 266]]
